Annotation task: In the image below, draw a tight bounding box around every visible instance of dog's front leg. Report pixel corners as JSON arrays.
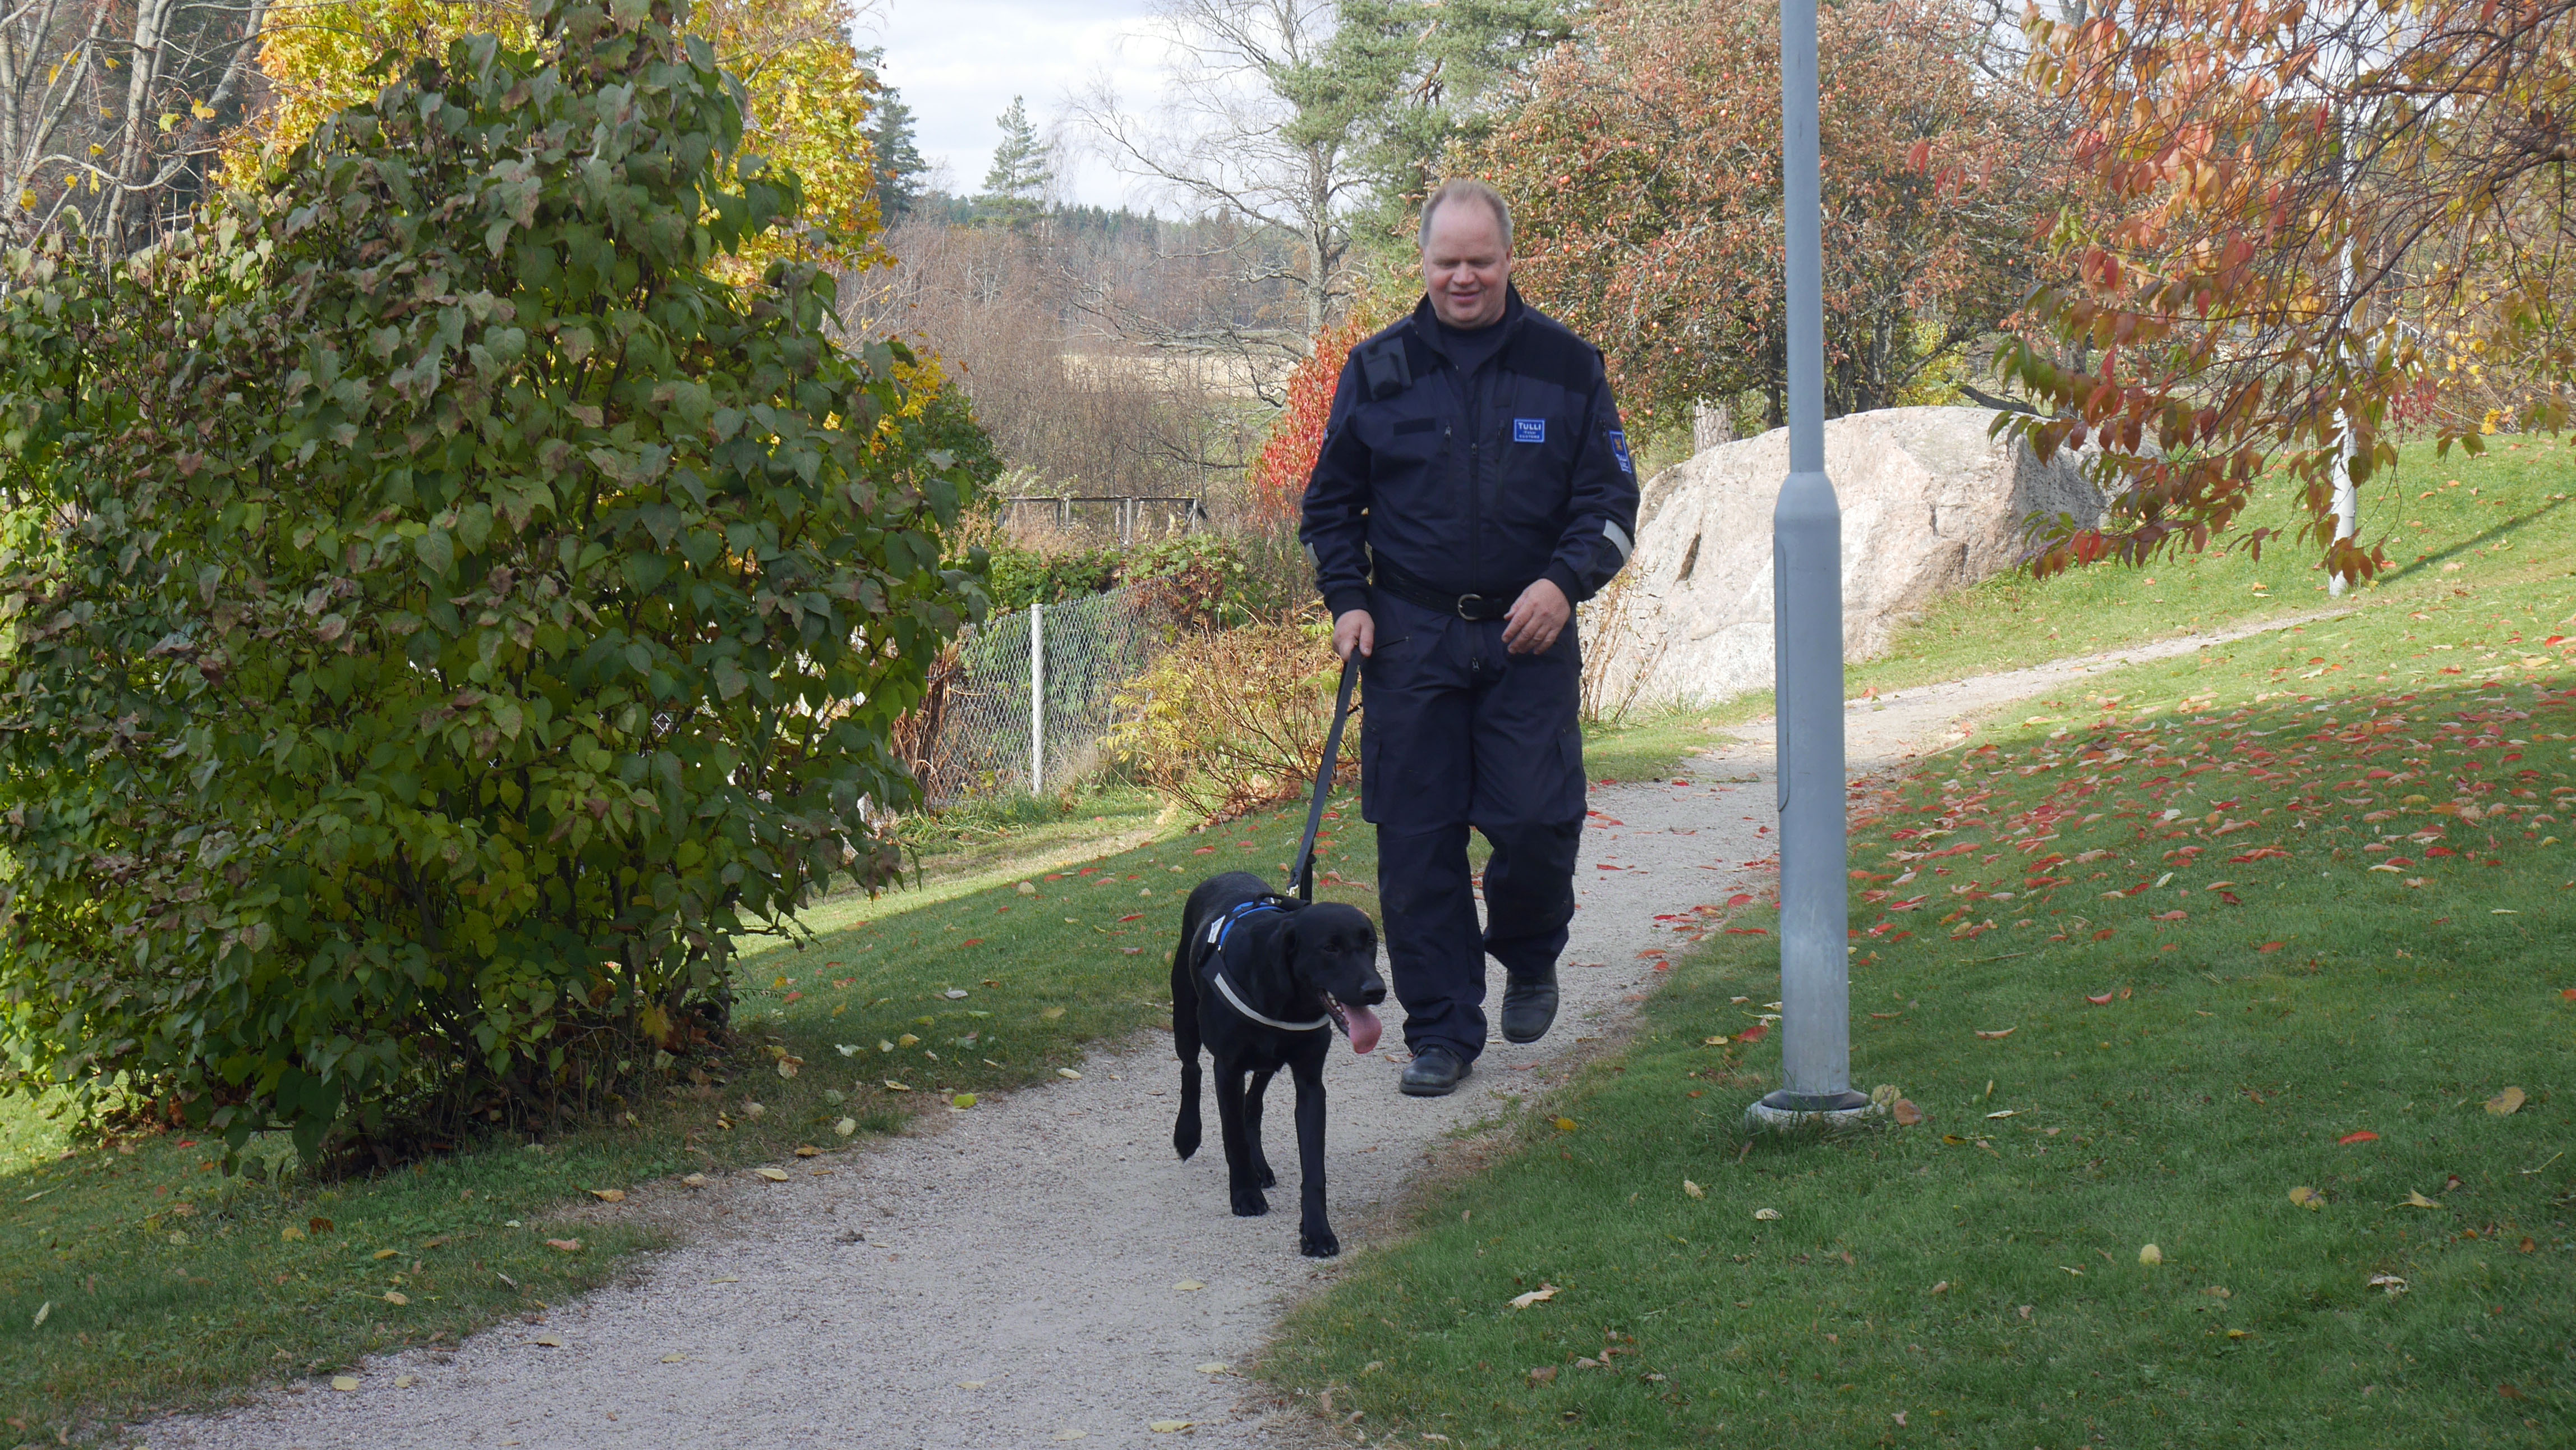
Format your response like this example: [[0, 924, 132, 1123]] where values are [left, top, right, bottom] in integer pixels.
[[1173, 1050, 1203, 1162], [1241, 1067, 1277, 1189], [1291, 1063, 1336, 1257], [1211, 1062, 1267, 1217]]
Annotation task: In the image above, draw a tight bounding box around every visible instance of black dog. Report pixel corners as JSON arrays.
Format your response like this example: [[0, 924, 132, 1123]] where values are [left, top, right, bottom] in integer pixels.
[[1171, 871, 1386, 1257]]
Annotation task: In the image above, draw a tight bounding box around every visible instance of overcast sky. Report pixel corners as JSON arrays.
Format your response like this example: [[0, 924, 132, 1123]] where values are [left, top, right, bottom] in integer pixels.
[[861, 0, 1165, 210]]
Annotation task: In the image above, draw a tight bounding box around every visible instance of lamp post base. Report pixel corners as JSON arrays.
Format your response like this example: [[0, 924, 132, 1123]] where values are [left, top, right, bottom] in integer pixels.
[[1745, 1089, 1879, 1135]]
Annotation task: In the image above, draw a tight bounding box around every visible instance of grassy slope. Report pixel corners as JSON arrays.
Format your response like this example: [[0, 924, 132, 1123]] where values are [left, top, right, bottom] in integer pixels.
[[1261, 437, 2576, 1448]]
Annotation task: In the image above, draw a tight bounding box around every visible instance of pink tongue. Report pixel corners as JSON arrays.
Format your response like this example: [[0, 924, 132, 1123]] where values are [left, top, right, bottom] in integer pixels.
[[1344, 1004, 1383, 1055]]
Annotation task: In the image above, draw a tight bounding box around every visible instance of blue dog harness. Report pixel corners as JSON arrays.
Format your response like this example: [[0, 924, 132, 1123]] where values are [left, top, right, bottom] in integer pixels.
[[1204, 898, 1331, 1033]]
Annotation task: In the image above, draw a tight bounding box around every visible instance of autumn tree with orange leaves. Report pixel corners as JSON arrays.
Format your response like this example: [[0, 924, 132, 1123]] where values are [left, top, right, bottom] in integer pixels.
[[2000, 0, 2576, 581], [1465, 0, 2059, 430]]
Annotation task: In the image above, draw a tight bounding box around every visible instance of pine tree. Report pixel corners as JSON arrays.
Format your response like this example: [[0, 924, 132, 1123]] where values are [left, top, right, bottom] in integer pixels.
[[978, 95, 1052, 227], [869, 88, 928, 222]]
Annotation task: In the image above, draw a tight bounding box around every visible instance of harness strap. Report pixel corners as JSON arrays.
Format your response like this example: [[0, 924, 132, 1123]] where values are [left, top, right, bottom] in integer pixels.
[[1202, 898, 1330, 1033], [1212, 970, 1331, 1033]]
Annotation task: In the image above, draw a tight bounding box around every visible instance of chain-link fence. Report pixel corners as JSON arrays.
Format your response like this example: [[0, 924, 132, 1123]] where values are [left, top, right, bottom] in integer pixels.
[[904, 582, 1169, 806]]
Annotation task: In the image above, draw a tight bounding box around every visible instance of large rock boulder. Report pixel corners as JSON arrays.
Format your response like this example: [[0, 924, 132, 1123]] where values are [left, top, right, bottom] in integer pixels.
[[1588, 406, 2100, 706]]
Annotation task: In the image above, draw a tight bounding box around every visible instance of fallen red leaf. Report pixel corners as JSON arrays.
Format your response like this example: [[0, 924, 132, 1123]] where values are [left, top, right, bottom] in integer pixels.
[[959, 939, 983, 947], [1193, 846, 1216, 855], [1727, 893, 1755, 907], [2257, 941, 2285, 953], [2338, 1130, 2380, 1145], [2086, 992, 2114, 1005], [1734, 1022, 1768, 1043], [1725, 926, 1769, 935], [1117, 913, 1144, 923], [2091, 928, 2115, 941]]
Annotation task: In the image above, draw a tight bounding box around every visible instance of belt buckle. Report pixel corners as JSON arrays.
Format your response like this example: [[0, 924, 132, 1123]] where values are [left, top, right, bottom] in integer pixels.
[[1453, 593, 1486, 620]]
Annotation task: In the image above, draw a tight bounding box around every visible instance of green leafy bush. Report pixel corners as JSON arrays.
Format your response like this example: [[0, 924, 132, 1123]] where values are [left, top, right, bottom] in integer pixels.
[[0, 2, 982, 1159]]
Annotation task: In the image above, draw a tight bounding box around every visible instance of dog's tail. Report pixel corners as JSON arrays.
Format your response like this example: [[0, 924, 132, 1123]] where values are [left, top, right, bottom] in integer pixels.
[[1171, 921, 1203, 1161]]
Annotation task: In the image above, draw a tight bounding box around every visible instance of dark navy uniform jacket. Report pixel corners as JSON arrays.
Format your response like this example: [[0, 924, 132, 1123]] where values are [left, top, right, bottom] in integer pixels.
[[1300, 287, 1640, 618]]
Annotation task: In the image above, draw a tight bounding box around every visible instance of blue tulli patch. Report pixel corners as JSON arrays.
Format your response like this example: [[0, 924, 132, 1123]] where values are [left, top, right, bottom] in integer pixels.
[[1606, 428, 1633, 474], [1512, 417, 1547, 444]]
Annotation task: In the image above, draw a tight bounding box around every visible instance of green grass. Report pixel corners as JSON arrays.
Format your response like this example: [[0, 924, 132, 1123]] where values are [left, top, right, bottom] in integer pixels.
[[1848, 435, 2576, 695], [1261, 437, 2576, 1447]]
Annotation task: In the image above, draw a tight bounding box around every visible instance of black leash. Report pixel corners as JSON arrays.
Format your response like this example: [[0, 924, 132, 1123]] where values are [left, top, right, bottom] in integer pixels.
[[1290, 653, 1360, 901]]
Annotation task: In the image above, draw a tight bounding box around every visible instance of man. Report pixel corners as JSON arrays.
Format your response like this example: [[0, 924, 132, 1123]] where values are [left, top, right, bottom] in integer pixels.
[[1299, 179, 1640, 1098]]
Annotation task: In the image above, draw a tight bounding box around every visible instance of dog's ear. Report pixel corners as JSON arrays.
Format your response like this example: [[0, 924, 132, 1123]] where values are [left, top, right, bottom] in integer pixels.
[[1271, 916, 1300, 981]]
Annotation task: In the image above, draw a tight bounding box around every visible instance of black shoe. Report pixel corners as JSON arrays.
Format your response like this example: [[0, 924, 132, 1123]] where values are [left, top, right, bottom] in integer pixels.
[[1500, 969, 1560, 1045], [1399, 1045, 1472, 1096]]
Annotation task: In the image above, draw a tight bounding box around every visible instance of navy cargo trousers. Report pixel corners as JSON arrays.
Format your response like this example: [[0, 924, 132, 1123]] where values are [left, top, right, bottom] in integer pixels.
[[1359, 591, 1585, 1064]]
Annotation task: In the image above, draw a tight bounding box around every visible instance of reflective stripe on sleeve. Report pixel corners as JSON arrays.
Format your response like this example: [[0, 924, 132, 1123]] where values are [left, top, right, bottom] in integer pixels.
[[1603, 520, 1635, 563]]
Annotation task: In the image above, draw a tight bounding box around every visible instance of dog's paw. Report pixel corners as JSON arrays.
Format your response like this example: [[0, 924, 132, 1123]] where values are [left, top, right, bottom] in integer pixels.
[[1299, 1226, 1340, 1258], [1230, 1190, 1270, 1218], [1172, 1123, 1200, 1161], [1255, 1163, 1277, 1189]]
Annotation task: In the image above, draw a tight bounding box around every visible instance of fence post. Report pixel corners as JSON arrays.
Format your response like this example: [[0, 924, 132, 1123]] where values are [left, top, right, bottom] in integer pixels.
[[1029, 600, 1045, 795]]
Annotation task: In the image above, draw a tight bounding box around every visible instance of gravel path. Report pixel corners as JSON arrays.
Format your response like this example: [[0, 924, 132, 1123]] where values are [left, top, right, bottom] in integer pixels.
[[145, 621, 2315, 1450]]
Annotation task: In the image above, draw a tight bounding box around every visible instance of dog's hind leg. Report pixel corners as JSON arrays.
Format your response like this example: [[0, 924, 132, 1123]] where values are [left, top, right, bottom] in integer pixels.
[[1291, 1056, 1337, 1258], [1212, 1065, 1267, 1217], [1241, 1067, 1278, 1190], [1170, 935, 1202, 1162]]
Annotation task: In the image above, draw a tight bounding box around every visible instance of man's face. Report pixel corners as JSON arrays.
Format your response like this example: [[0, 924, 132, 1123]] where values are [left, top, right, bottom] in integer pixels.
[[1422, 200, 1510, 329]]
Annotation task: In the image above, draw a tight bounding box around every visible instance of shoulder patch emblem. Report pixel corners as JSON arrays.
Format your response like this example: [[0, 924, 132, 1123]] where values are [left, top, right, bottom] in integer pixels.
[[1606, 428, 1633, 474], [1512, 417, 1547, 444]]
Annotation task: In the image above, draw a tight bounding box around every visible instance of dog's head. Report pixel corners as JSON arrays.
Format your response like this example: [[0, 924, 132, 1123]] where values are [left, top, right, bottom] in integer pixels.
[[1278, 902, 1387, 1054]]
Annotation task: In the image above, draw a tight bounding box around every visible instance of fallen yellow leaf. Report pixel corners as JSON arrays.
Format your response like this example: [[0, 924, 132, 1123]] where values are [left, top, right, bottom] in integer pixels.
[[1149, 1423, 1192, 1433], [1172, 1279, 1205, 1291], [1753, 1207, 1782, 1221], [1553, 1116, 1579, 1132], [1682, 1180, 1705, 1199], [680, 1173, 709, 1189], [897, 1033, 921, 1048], [2400, 1190, 2441, 1209], [1043, 1007, 1066, 1021], [835, 1117, 858, 1137], [1056, 1067, 1082, 1080], [2488, 1086, 2527, 1116], [884, 1081, 912, 1092], [2225, 1328, 2251, 1339], [372, 1248, 401, 1260], [1508, 1283, 1558, 1310], [953, 1093, 978, 1109], [661, 1353, 686, 1364], [394, 1374, 417, 1388], [1703, 1034, 1729, 1046], [588, 1189, 625, 1203], [1196, 1362, 1230, 1374], [383, 1291, 409, 1306], [330, 1375, 360, 1392], [753, 1168, 790, 1182], [794, 1145, 820, 1158], [2288, 1185, 2324, 1209], [531, 1334, 565, 1347], [2138, 1244, 2163, 1266]]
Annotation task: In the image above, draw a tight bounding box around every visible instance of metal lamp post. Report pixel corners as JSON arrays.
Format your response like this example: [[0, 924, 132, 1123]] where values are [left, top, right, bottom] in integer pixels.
[[1748, 0, 1874, 1131]]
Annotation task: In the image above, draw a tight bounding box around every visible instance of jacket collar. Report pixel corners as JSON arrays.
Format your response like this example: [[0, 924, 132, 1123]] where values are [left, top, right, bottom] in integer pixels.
[[1409, 283, 1529, 370]]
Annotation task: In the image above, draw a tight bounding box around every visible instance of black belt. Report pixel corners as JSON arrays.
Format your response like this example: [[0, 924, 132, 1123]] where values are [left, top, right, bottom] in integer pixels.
[[1371, 559, 1529, 622]]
